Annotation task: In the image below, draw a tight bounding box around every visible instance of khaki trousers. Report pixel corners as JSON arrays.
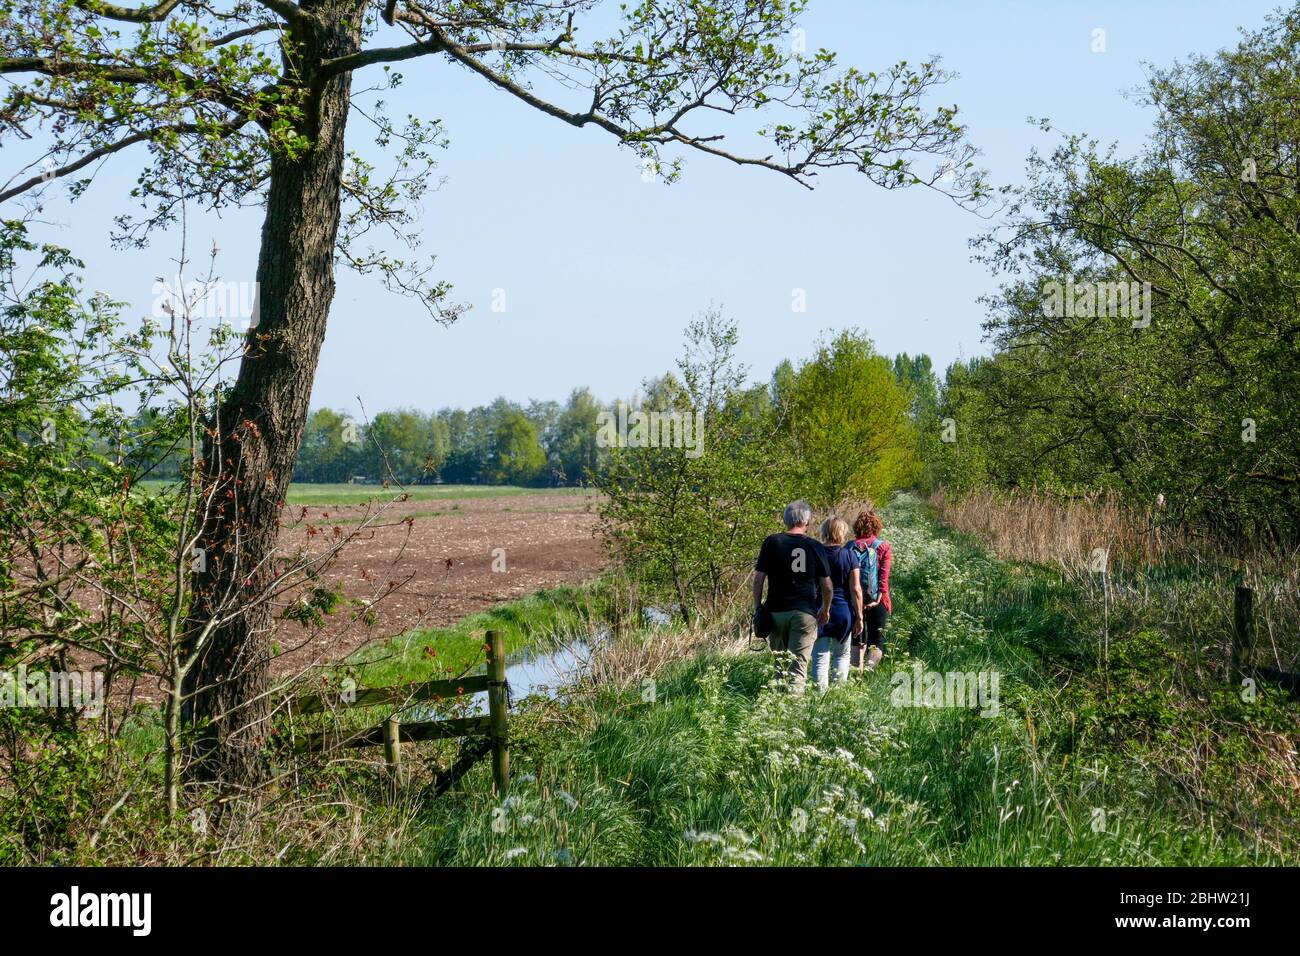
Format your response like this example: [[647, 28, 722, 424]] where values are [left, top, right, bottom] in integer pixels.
[[768, 610, 818, 695]]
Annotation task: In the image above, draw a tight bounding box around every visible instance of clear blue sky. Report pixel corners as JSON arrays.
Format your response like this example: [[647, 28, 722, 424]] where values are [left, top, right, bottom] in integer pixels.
[[15, 0, 1284, 415]]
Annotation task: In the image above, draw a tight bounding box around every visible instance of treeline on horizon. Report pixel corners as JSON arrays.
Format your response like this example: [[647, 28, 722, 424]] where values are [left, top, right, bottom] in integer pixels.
[[292, 396, 598, 487], [282, 352, 935, 489]]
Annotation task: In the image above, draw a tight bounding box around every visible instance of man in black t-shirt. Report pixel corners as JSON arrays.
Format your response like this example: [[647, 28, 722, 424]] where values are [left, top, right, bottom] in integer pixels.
[[752, 500, 832, 694]]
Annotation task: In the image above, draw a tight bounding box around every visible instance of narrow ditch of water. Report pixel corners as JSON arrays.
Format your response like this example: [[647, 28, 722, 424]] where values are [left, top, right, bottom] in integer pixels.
[[408, 606, 672, 718]]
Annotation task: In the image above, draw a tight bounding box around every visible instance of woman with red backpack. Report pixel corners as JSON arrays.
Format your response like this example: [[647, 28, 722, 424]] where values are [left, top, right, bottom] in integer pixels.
[[848, 509, 892, 672]]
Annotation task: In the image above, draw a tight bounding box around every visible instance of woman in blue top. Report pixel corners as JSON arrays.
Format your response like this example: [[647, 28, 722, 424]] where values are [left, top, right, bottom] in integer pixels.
[[811, 516, 863, 690]]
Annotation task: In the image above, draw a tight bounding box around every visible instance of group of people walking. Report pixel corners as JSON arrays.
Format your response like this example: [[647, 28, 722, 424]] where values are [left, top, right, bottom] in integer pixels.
[[752, 500, 892, 694]]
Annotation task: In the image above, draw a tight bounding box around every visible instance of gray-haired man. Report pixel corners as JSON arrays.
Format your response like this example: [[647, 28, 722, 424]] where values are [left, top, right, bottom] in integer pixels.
[[752, 500, 832, 694]]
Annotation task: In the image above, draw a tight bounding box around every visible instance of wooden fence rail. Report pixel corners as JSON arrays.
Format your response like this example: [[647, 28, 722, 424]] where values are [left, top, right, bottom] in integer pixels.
[[288, 629, 510, 794]]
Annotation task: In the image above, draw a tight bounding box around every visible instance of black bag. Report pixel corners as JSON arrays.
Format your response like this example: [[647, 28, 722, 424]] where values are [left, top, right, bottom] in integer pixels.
[[753, 602, 773, 640]]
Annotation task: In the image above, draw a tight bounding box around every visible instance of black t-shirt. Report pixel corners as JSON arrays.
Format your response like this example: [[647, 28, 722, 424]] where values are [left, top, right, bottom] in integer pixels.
[[755, 532, 831, 614]]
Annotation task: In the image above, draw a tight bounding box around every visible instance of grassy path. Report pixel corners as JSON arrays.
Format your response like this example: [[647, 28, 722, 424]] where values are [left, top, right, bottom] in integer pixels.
[[399, 495, 1295, 866]]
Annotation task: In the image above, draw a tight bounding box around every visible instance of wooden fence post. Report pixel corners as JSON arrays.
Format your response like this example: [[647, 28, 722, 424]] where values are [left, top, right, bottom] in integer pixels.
[[486, 629, 510, 796], [1231, 585, 1254, 684], [383, 715, 402, 786]]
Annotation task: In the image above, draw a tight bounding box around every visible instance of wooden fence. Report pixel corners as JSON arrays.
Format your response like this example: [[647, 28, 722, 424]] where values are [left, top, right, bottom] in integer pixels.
[[1231, 586, 1299, 698], [288, 629, 510, 795]]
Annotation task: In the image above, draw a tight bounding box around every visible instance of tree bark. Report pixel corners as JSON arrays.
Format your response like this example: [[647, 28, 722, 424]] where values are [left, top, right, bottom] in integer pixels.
[[182, 2, 359, 788]]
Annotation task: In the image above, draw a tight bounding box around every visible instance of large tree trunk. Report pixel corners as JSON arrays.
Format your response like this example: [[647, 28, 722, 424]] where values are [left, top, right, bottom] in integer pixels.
[[182, 4, 359, 788]]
